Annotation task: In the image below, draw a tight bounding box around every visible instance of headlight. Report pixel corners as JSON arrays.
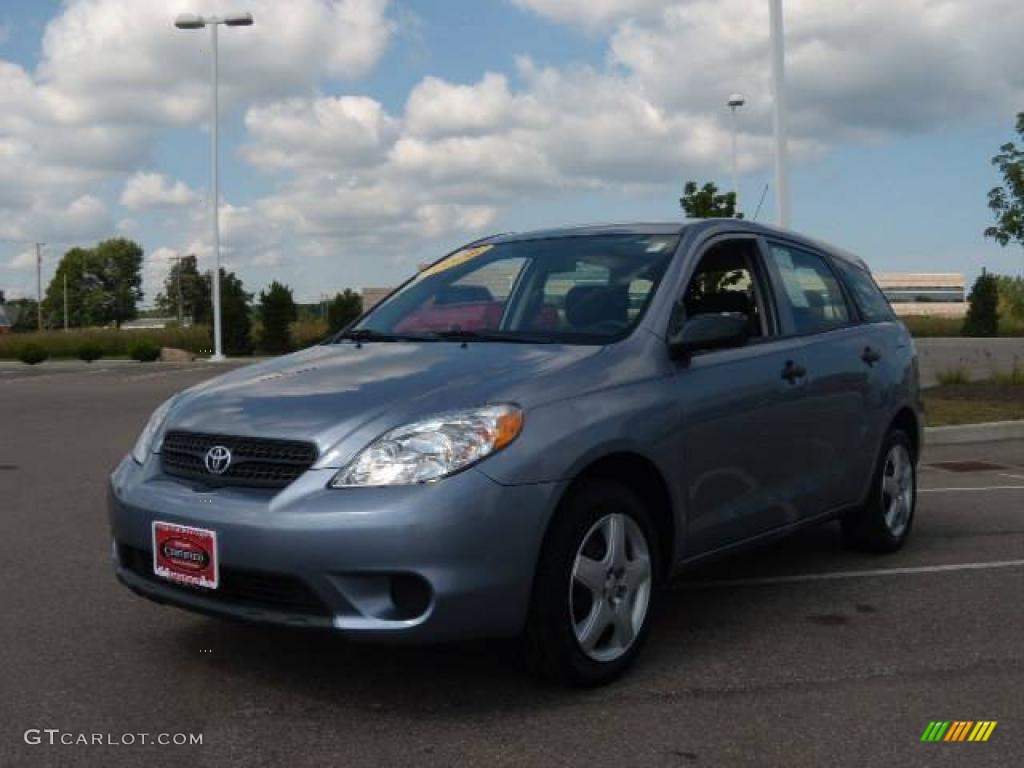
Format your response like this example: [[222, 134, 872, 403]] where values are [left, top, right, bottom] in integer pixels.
[[131, 396, 178, 465], [331, 405, 523, 487]]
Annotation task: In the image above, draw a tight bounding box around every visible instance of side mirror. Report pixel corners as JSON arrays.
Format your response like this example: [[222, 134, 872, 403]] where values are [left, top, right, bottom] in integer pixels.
[[668, 312, 749, 359]]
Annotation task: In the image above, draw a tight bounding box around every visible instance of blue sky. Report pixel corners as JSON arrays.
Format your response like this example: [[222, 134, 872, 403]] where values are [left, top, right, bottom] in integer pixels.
[[0, 0, 1021, 305]]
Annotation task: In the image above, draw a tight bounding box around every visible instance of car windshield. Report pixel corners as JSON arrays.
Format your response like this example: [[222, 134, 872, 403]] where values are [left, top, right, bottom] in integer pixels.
[[342, 234, 678, 345]]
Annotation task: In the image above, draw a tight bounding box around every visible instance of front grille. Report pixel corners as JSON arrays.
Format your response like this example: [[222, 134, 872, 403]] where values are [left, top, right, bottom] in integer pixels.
[[118, 544, 331, 618], [160, 430, 318, 489]]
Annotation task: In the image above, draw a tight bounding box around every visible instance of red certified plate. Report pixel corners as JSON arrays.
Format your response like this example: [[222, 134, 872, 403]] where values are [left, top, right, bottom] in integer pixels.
[[152, 522, 219, 589]]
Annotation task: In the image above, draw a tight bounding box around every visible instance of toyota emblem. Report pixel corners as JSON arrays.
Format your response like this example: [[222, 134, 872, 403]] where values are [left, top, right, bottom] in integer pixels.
[[204, 445, 232, 475]]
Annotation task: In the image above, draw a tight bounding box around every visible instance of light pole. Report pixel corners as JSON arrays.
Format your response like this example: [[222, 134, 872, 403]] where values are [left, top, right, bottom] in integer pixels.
[[35, 242, 44, 331], [769, 0, 791, 228], [727, 93, 745, 216], [174, 11, 254, 361]]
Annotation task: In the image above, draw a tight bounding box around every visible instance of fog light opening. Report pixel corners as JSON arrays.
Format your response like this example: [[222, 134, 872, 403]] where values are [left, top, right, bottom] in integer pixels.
[[389, 574, 432, 621]]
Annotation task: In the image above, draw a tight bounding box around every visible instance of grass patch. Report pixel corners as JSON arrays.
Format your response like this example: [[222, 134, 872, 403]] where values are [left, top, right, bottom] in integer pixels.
[[923, 378, 1024, 426], [900, 315, 1024, 338], [992, 359, 1024, 386], [935, 366, 970, 385]]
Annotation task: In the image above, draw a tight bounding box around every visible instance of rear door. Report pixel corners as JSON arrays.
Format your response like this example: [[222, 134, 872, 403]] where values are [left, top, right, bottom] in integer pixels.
[[761, 240, 872, 512], [830, 256, 907, 496], [673, 236, 814, 555]]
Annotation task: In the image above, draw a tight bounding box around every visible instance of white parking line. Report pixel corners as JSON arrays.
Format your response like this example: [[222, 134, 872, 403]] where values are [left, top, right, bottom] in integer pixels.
[[679, 558, 1024, 590], [919, 485, 1024, 493]]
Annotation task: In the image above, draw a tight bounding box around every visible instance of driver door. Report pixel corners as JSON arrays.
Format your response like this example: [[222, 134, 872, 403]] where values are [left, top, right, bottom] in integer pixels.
[[672, 237, 813, 556]]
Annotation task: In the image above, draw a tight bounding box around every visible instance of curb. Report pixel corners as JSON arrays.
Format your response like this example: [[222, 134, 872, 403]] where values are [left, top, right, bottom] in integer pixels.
[[925, 420, 1024, 446]]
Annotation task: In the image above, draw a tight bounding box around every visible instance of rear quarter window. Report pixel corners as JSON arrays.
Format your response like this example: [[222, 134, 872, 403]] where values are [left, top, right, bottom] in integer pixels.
[[833, 259, 895, 322]]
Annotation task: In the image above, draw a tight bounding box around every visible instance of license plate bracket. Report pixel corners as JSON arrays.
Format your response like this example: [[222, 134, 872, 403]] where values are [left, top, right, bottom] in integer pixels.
[[152, 522, 219, 589]]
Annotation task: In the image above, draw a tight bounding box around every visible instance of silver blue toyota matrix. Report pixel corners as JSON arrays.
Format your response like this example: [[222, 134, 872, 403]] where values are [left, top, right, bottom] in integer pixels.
[[110, 220, 923, 685]]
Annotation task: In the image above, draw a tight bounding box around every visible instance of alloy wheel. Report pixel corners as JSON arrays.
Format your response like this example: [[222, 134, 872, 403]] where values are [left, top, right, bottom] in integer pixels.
[[881, 443, 914, 537], [569, 513, 652, 663]]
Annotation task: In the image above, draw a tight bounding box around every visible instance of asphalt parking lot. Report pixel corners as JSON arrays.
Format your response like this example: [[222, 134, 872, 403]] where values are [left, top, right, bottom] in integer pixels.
[[2, 361, 1022, 767]]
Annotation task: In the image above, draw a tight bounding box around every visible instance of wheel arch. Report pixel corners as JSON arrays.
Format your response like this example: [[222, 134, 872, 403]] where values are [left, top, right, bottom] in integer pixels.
[[549, 451, 677, 582], [890, 406, 921, 461]]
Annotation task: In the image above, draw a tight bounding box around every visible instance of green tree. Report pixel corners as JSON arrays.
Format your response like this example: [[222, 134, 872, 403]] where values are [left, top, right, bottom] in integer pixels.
[[326, 289, 363, 334], [258, 281, 298, 355], [5, 298, 38, 332], [155, 255, 206, 324], [962, 271, 1000, 337], [42, 239, 144, 328], [985, 112, 1024, 253], [680, 181, 739, 219], [196, 269, 252, 356], [994, 274, 1024, 322]]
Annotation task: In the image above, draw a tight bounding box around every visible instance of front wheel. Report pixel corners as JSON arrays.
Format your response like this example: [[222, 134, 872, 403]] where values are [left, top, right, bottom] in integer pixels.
[[841, 429, 917, 552], [525, 479, 660, 686]]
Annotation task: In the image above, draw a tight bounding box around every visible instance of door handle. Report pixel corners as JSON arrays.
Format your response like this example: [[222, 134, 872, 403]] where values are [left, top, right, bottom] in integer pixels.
[[861, 346, 881, 366], [781, 360, 807, 382]]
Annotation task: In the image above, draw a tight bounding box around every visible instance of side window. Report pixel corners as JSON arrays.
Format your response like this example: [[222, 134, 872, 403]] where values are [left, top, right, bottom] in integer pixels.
[[681, 240, 769, 339], [766, 244, 850, 334], [832, 259, 894, 322]]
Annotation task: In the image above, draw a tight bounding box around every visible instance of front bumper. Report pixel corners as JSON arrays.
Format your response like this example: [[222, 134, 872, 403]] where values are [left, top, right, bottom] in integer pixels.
[[108, 456, 564, 642]]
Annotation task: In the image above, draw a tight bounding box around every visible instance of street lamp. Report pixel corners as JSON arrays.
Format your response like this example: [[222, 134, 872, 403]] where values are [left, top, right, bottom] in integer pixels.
[[769, 0, 791, 228], [174, 10, 254, 361], [726, 93, 745, 216]]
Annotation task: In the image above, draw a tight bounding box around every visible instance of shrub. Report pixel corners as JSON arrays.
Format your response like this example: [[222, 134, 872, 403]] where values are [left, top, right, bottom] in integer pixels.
[[963, 272, 1000, 337], [935, 366, 970, 386], [18, 343, 48, 365], [77, 341, 104, 363], [128, 340, 161, 362], [290, 319, 330, 349], [0, 327, 213, 360]]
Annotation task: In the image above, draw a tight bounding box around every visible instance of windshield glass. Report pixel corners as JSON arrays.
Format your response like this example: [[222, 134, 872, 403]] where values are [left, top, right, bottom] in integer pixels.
[[346, 234, 678, 344]]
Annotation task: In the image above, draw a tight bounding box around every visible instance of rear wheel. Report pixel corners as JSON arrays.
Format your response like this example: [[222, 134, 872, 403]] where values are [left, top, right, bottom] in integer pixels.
[[842, 429, 916, 552], [525, 479, 660, 686]]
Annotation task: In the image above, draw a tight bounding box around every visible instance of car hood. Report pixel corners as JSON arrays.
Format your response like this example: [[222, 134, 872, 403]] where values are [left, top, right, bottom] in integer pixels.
[[164, 342, 605, 464]]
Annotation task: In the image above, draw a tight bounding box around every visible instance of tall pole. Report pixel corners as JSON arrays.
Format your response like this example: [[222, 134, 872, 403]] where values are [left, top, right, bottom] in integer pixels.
[[769, 0, 791, 228], [35, 242, 43, 331], [209, 22, 224, 360], [64, 273, 68, 331], [729, 105, 740, 215]]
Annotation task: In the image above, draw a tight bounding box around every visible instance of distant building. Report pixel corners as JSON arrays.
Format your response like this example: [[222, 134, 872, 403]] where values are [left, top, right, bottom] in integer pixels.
[[121, 317, 176, 330], [361, 287, 391, 310], [874, 273, 966, 317], [0, 303, 10, 333]]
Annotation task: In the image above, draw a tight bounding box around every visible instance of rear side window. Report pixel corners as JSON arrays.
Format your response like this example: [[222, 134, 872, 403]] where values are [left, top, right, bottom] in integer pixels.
[[766, 244, 850, 335], [832, 259, 895, 322]]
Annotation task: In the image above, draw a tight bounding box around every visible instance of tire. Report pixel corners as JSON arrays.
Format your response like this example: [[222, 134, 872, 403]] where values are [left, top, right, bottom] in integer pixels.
[[841, 429, 917, 553], [525, 479, 661, 686]]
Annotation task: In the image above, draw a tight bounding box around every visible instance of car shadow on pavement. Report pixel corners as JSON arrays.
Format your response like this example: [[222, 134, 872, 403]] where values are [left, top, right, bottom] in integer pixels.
[[168, 520, 857, 710]]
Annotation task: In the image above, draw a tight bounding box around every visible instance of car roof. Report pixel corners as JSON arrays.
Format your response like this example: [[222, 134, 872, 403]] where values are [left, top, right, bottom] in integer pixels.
[[481, 220, 867, 269]]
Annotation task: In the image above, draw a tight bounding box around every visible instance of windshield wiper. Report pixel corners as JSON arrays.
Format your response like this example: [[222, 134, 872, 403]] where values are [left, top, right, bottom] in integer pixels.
[[425, 329, 554, 344], [335, 329, 423, 343]]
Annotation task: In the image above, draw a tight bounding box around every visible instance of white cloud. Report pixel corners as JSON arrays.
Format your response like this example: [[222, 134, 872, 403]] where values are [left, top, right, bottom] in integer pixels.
[[241, 96, 398, 171], [120, 172, 196, 209], [0, 0, 395, 244], [511, 0, 666, 29], [5, 251, 37, 271]]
